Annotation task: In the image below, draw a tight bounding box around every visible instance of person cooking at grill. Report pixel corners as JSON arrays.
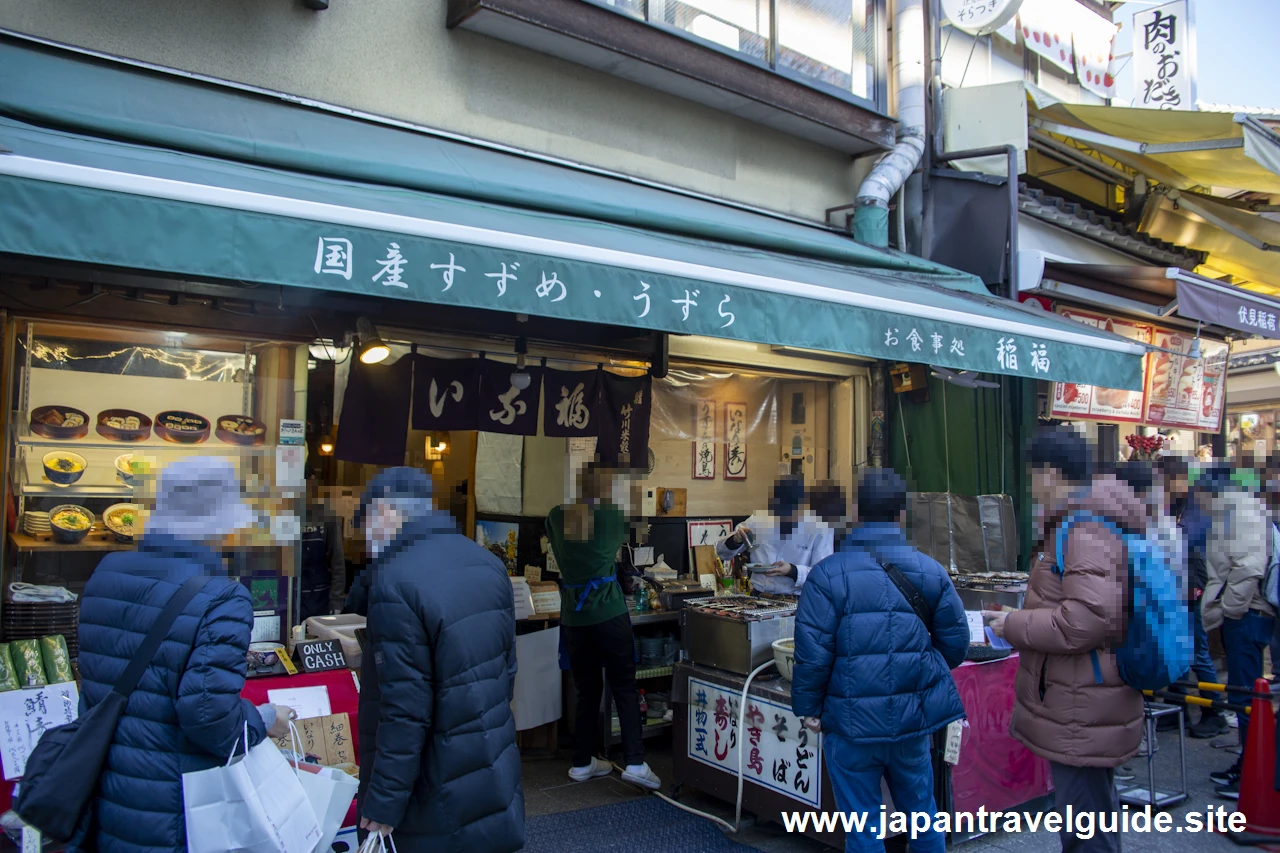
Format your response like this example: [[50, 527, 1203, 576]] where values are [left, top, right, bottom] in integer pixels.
[[716, 474, 833, 595]]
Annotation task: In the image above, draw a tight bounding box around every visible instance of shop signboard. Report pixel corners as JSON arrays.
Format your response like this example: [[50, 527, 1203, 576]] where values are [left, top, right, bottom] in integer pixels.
[[687, 678, 821, 808], [941, 0, 1022, 36], [1132, 0, 1195, 111], [1049, 310, 1150, 424], [295, 639, 348, 674], [1144, 329, 1228, 431]]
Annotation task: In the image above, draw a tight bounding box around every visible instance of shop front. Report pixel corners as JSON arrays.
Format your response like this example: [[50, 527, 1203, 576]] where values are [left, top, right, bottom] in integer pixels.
[[0, 34, 1156, 850], [1020, 262, 1280, 462]]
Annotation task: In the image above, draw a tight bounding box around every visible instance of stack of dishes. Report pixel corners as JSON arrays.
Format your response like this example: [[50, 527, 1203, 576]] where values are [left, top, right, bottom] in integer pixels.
[[2, 601, 80, 661], [22, 512, 51, 537], [637, 635, 678, 667]]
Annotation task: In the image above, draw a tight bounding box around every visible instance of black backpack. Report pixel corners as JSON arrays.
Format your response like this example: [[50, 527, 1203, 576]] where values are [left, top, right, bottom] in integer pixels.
[[14, 575, 210, 842]]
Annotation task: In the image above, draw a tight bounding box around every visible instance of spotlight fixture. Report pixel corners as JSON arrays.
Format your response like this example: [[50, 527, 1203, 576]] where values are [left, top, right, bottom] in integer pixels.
[[1187, 321, 1203, 360], [510, 336, 531, 390], [356, 317, 390, 365]]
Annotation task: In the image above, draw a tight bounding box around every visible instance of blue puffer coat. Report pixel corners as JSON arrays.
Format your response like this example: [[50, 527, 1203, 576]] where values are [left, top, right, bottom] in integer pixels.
[[356, 511, 524, 853], [791, 523, 969, 743], [70, 535, 266, 853]]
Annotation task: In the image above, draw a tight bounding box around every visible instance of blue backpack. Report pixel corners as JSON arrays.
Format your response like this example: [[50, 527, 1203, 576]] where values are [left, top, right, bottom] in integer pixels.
[[1054, 513, 1192, 692]]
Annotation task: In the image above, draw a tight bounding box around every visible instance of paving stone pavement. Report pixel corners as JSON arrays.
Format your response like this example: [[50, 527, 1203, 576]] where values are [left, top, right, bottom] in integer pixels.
[[522, 712, 1265, 852]]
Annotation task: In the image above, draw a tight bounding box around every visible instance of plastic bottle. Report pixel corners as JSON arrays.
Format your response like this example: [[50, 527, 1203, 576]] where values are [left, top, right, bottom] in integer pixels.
[[639, 689, 648, 717]]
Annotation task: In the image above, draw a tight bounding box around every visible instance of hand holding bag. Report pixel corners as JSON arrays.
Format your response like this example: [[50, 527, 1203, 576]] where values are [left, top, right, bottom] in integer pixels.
[[182, 722, 322, 853], [14, 575, 211, 842], [357, 831, 399, 853]]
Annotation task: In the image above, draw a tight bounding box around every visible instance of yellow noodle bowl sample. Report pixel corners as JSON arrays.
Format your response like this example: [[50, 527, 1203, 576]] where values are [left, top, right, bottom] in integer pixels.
[[106, 508, 137, 536], [47, 455, 84, 474], [51, 510, 89, 530]]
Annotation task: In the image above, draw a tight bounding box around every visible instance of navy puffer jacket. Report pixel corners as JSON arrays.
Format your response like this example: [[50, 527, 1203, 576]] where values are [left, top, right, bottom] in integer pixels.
[[356, 511, 524, 853], [70, 535, 266, 853], [791, 523, 968, 743]]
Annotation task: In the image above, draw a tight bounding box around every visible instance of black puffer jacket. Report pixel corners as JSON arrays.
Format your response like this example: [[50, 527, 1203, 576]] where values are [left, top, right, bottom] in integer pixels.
[[356, 512, 523, 853]]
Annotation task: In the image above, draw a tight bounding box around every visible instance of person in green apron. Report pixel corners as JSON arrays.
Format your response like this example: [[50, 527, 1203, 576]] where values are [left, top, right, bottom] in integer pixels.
[[546, 461, 660, 791]]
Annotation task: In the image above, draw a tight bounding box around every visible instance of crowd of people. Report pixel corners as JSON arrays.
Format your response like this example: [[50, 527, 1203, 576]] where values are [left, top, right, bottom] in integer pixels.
[[45, 426, 1280, 853], [793, 426, 1280, 853]]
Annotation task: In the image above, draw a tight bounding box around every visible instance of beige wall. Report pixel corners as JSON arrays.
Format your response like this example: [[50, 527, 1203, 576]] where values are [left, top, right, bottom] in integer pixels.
[[0, 0, 869, 223]]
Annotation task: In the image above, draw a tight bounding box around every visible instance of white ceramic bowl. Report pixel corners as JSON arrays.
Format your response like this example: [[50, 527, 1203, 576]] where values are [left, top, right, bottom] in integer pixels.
[[772, 637, 796, 682]]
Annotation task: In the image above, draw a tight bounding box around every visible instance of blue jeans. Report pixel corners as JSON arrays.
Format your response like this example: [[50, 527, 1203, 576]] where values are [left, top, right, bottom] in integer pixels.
[[823, 733, 944, 853], [1222, 610, 1277, 748], [1171, 600, 1221, 703]]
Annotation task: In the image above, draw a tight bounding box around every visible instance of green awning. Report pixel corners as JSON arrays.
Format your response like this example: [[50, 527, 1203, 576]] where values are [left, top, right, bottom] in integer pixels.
[[0, 39, 1147, 389]]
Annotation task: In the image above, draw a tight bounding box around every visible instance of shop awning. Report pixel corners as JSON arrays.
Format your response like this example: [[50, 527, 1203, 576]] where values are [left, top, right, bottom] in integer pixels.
[[1036, 262, 1280, 340], [1031, 101, 1280, 194], [0, 42, 1148, 389]]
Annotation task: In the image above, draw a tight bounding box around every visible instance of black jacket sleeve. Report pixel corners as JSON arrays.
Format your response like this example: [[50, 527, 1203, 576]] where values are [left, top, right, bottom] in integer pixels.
[[343, 569, 369, 616], [360, 577, 434, 828]]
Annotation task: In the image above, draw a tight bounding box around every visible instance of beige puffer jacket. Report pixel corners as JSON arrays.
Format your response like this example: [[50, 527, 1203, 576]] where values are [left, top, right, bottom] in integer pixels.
[[1202, 488, 1276, 631], [1005, 476, 1146, 769]]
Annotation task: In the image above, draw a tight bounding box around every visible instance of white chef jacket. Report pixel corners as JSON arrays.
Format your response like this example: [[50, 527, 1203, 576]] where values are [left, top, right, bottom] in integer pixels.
[[715, 511, 834, 595]]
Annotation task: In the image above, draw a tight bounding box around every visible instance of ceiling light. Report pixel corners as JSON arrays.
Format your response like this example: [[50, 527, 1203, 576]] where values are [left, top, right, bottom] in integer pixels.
[[356, 317, 390, 365]]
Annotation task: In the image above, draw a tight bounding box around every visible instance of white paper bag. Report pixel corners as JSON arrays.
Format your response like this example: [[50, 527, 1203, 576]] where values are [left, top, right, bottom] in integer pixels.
[[297, 766, 358, 853], [183, 723, 323, 853]]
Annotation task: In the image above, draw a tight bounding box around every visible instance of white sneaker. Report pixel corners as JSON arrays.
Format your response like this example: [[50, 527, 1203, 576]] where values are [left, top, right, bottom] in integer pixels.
[[621, 762, 661, 791], [568, 757, 612, 783]]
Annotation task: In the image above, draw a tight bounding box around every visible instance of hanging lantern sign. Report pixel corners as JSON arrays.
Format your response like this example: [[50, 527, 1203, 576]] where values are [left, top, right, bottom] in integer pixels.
[[941, 0, 1023, 37]]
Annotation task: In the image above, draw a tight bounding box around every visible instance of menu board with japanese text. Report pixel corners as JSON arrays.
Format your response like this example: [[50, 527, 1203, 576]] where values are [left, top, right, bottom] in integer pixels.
[[687, 678, 821, 808], [1049, 309, 1151, 424], [1144, 329, 1229, 431]]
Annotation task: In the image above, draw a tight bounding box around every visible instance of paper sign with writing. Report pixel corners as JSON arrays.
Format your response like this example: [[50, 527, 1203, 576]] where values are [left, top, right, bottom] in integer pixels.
[[687, 678, 821, 808], [278, 419, 305, 446], [688, 519, 733, 548], [295, 640, 348, 673], [724, 402, 747, 480], [268, 685, 333, 721], [0, 683, 78, 780], [693, 398, 716, 480]]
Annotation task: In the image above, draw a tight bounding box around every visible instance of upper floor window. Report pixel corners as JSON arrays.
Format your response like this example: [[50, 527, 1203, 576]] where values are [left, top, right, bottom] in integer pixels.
[[599, 0, 880, 106]]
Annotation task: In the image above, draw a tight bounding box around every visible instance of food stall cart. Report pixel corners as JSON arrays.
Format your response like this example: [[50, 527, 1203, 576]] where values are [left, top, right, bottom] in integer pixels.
[[670, 594, 891, 849], [669, 581, 1052, 849]]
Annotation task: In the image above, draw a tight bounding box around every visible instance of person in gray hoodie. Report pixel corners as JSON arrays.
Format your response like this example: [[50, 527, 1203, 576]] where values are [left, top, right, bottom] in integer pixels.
[[1200, 465, 1277, 798]]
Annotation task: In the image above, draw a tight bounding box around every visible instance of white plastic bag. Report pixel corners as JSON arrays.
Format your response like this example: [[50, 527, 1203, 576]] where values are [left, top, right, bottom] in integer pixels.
[[357, 832, 398, 853], [297, 765, 358, 853], [182, 723, 322, 853]]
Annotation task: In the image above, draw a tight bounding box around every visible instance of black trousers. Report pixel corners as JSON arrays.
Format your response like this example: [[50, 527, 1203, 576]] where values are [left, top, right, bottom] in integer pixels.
[[1050, 763, 1121, 853], [566, 613, 644, 768]]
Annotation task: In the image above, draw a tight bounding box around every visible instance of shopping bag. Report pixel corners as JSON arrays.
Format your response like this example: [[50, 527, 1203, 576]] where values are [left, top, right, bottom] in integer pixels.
[[357, 832, 398, 853], [296, 765, 358, 853], [182, 723, 323, 853]]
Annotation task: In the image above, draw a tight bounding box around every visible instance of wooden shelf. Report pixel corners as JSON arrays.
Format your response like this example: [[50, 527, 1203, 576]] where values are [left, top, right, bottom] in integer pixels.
[[9, 531, 289, 553], [9, 531, 133, 553]]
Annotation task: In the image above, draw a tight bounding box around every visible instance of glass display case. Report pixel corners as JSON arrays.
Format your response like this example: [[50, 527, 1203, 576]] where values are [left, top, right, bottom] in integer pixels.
[[1, 318, 308, 645]]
